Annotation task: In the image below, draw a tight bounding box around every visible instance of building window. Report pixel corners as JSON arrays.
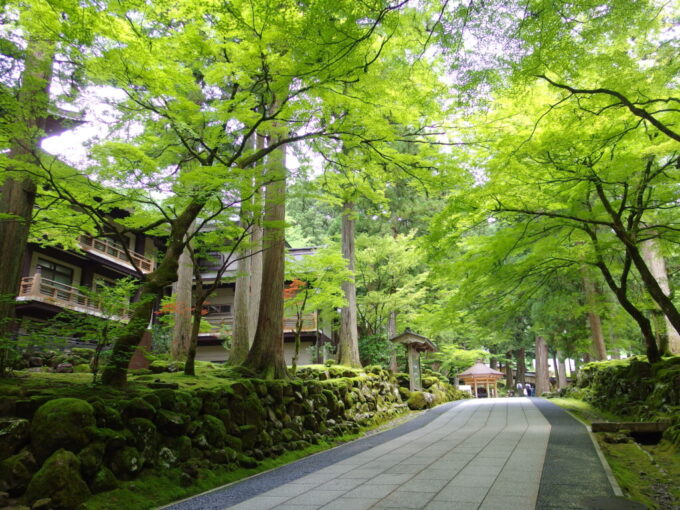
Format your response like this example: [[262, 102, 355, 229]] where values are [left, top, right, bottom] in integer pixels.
[[37, 258, 73, 286], [205, 304, 231, 315]]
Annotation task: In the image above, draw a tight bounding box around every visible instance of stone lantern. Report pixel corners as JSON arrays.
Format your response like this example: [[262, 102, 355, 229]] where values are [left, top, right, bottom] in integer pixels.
[[389, 329, 437, 391]]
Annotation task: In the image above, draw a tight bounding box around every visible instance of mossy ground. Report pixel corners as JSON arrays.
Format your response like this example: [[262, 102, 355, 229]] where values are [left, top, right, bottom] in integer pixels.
[[550, 397, 679, 510], [1, 362, 287, 398]]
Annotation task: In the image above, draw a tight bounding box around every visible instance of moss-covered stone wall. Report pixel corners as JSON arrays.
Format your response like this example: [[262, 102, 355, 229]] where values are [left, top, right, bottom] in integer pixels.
[[567, 356, 680, 445], [0, 366, 468, 509]]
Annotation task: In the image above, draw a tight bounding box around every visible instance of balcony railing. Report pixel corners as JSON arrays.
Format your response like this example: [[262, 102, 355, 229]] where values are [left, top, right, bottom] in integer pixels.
[[199, 311, 318, 336], [17, 273, 131, 321], [80, 236, 155, 273]]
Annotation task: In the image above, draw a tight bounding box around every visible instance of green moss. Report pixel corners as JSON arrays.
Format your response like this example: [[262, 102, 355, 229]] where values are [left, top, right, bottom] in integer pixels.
[[406, 391, 431, 410], [108, 446, 143, 481], [0, 418, 30, 460], [78, 443, 105, 480], [25, 449, 91, 509], [200, 415, 227, 447], [0, 449, 37, 495], [127, 418, 157, 461], [123, 398, 156, 421], [90, 467, 119, 494], [31, 398, 95, 462]]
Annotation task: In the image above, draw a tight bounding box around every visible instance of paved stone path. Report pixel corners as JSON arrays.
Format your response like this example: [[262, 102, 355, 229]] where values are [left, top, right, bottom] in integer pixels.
[[166, 398, 618, 510]]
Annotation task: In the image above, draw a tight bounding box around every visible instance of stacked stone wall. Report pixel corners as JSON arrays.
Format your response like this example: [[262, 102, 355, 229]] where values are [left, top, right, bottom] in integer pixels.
[[0, 367, 467, 508]]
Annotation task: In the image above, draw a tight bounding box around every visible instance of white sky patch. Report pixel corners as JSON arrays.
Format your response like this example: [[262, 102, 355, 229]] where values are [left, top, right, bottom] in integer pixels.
[[42, 85, 127, 168]]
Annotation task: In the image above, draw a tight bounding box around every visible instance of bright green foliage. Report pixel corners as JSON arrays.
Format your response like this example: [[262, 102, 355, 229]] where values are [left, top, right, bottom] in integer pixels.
[[285, 247, 351, 371], [355, 232, 428, 336], [285, 247, 350, 320], [425, 0, 680, 362], [426, 344, 489, 379]]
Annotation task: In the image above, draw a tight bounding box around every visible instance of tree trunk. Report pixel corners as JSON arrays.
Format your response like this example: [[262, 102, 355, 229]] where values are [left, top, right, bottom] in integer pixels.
[[230, 171, 258, 365], [170, 241, 193, 359], [515, 348, 526, 384], [101, 200, 205, 387], [535, 336, 550, 396], [184, 296, 204, 376], [489, 348, 498, 369], [248, 221, 263, 346], [230, 250, 251, 364], [557, 351, 568, 389], [243, 139, 288, 379], [387, 311, 398, 373], [504, 351, 514, 392], [338, 201, 361, 368], [594, 179, 680, 343], [0, 36, 56, 359], [244, 132, 265, 349], [593, 257, 661, 363], [641, 238, 680, 355], [581, 269, 607, 360]]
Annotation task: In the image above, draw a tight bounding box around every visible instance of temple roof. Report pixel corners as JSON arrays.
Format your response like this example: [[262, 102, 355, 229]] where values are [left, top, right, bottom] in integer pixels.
[[389, 330, 437, 353], [458, 361, 504, 379]]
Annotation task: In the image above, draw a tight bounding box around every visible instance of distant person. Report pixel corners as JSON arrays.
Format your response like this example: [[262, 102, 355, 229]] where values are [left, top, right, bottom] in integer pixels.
[[527, 384, 534, 397], [516, 382, 524, 397]]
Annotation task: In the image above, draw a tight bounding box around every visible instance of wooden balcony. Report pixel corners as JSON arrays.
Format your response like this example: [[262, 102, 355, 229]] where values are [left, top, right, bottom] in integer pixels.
[[199, 311, 318, 336], [79, 236, 155, 273], [17, 273, 131, 321]]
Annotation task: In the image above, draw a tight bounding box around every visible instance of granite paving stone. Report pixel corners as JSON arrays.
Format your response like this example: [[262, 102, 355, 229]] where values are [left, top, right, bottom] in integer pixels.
[[161, 398, 619, 510], [343, 483, 399, 499]]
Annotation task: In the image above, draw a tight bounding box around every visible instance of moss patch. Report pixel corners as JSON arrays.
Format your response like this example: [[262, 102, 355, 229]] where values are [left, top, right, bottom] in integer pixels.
[[25, 449, 91, 509], [31, 398, 95, 462]]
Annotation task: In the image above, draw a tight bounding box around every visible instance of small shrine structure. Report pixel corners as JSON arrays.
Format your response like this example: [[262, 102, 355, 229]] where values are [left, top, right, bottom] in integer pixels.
[[389, 329, 437, 391], [458, 360, 504, 398]]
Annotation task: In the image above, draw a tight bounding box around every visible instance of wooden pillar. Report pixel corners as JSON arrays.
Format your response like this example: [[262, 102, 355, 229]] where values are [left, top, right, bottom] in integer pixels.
[[473, 379, 478, 398], [485, 381, 490, 398]]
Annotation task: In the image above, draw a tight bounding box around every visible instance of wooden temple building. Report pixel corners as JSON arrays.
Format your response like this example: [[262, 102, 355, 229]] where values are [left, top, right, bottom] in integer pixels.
[[458, 361, 504, 398]]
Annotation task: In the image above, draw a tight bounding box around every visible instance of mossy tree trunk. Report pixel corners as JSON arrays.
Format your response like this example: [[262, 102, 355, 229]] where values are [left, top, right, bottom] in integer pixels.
[[243, 138, 288, 379], [101, 200, 205, 387]]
